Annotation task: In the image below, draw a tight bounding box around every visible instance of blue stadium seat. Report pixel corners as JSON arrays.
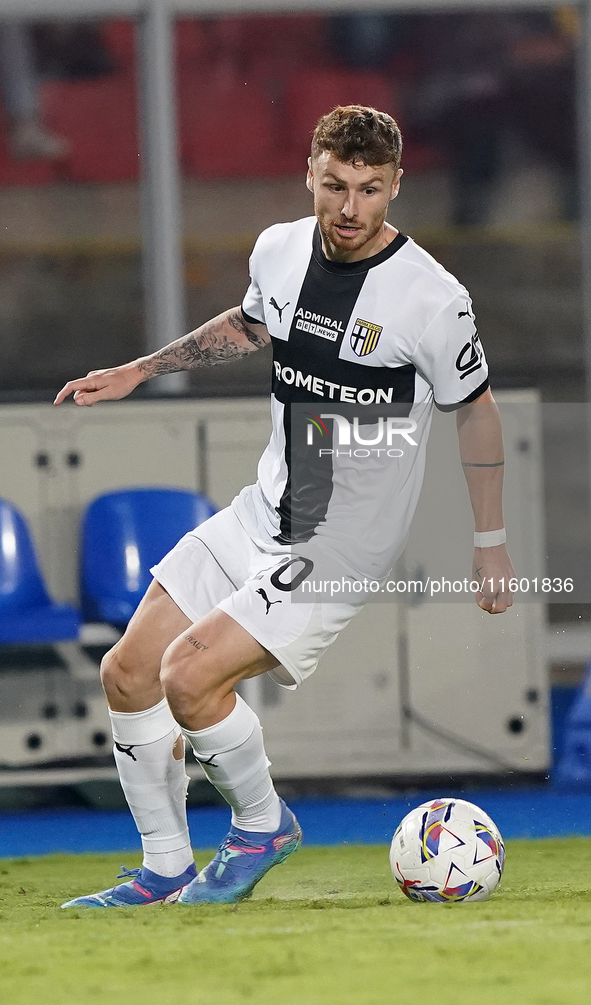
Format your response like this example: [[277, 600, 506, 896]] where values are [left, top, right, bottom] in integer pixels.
[[554, 658, 591, 788], [0, 498, 80, 643], [81, 488, 217, 626]]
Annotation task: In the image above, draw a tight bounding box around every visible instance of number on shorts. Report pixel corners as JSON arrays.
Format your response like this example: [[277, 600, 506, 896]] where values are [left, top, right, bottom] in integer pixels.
[[270, 557, 315, 592]]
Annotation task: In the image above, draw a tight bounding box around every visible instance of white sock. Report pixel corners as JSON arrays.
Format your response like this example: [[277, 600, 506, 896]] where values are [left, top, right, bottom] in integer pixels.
[[110, 698, 194, 878], [182, 693, 282, 833]]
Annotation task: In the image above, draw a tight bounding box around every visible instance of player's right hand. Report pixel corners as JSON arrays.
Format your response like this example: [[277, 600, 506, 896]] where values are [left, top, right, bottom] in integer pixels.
[[53, 361, 145, 406]]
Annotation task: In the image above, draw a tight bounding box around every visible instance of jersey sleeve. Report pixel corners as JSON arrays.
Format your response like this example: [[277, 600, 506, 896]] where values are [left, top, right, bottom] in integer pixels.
[[241, 238, 266, 325], [411, 295, 489, 410]]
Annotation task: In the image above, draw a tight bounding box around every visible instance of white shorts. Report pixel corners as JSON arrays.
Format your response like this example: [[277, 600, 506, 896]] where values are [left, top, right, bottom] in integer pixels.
[[150, 496, 359, 689]]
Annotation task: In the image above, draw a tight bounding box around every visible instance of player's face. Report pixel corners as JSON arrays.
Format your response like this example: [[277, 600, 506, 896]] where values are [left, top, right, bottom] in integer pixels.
[[307, 152, 402, 261]]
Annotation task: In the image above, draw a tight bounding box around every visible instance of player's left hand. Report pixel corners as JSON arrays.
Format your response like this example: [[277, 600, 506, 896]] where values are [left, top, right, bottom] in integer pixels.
[[472, 544, 515, 614]]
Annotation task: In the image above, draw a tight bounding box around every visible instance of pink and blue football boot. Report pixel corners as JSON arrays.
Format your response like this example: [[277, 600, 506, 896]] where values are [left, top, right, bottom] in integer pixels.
[[61, 862, 197, 908], [178, 800, 302, 905]]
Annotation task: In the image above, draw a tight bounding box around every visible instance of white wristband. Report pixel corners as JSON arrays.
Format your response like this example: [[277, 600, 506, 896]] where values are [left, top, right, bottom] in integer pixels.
[[474, 528, 506, 548]]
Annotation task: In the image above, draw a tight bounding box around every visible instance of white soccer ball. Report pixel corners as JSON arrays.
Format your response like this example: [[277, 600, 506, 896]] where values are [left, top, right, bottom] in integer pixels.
[[390, 797, 505, 903]]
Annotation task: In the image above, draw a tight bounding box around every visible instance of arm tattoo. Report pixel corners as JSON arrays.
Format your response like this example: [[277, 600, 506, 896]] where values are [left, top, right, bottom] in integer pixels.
[[184, 634, 208, 652], [227, 309, 268, 348], [137, 309, 267, 377], [462, 461, 505, 468]]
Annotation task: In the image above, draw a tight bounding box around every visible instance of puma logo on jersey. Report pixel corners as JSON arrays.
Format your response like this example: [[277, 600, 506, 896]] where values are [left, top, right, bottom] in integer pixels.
[[458, 307, 473, 319], [256, 588, 282, 615], [193, 752, 219, 767], [269, 297, 290, 323]]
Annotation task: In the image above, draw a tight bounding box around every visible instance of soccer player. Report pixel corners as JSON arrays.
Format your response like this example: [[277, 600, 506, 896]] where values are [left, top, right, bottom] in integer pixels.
[[55, 106, 514, 908]]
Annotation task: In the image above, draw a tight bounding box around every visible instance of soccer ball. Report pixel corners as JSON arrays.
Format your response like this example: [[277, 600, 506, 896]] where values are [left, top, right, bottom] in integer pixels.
[[390, 797, 505, 903]]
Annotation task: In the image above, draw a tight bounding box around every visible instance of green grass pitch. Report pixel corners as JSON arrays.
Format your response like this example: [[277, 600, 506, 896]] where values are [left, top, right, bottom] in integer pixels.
[[1, 840, 590, 1005]]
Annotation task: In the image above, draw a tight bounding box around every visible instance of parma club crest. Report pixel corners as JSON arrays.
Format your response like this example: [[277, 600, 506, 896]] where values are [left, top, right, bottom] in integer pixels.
[[350, 318, 382, 357]]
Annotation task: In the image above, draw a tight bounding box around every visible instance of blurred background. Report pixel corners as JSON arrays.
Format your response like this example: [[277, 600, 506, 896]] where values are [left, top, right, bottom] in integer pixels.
[[0, 5, 582, 396], [1, 0, 591, 847]]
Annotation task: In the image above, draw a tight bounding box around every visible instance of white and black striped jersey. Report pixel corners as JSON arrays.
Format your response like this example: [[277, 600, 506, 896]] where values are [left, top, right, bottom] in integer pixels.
[[239, 216, 488, 571]]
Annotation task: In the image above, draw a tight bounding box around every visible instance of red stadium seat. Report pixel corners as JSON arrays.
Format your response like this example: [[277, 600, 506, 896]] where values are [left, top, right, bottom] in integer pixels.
[[175, 19, 210, 70], [236, 16, 327, 103], [0, 143, 57, 187], [101, 19, 136, 71], [238, 15, 326, 63], [0, 108, 57, 187], [42, 74, 140, 183], [178, 73, 283, 178], [283, 69, 399, 163]]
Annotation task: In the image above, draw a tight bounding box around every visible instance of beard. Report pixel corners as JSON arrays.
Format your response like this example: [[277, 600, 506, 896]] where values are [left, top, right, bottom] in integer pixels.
[[317, 210, 387, 258]]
